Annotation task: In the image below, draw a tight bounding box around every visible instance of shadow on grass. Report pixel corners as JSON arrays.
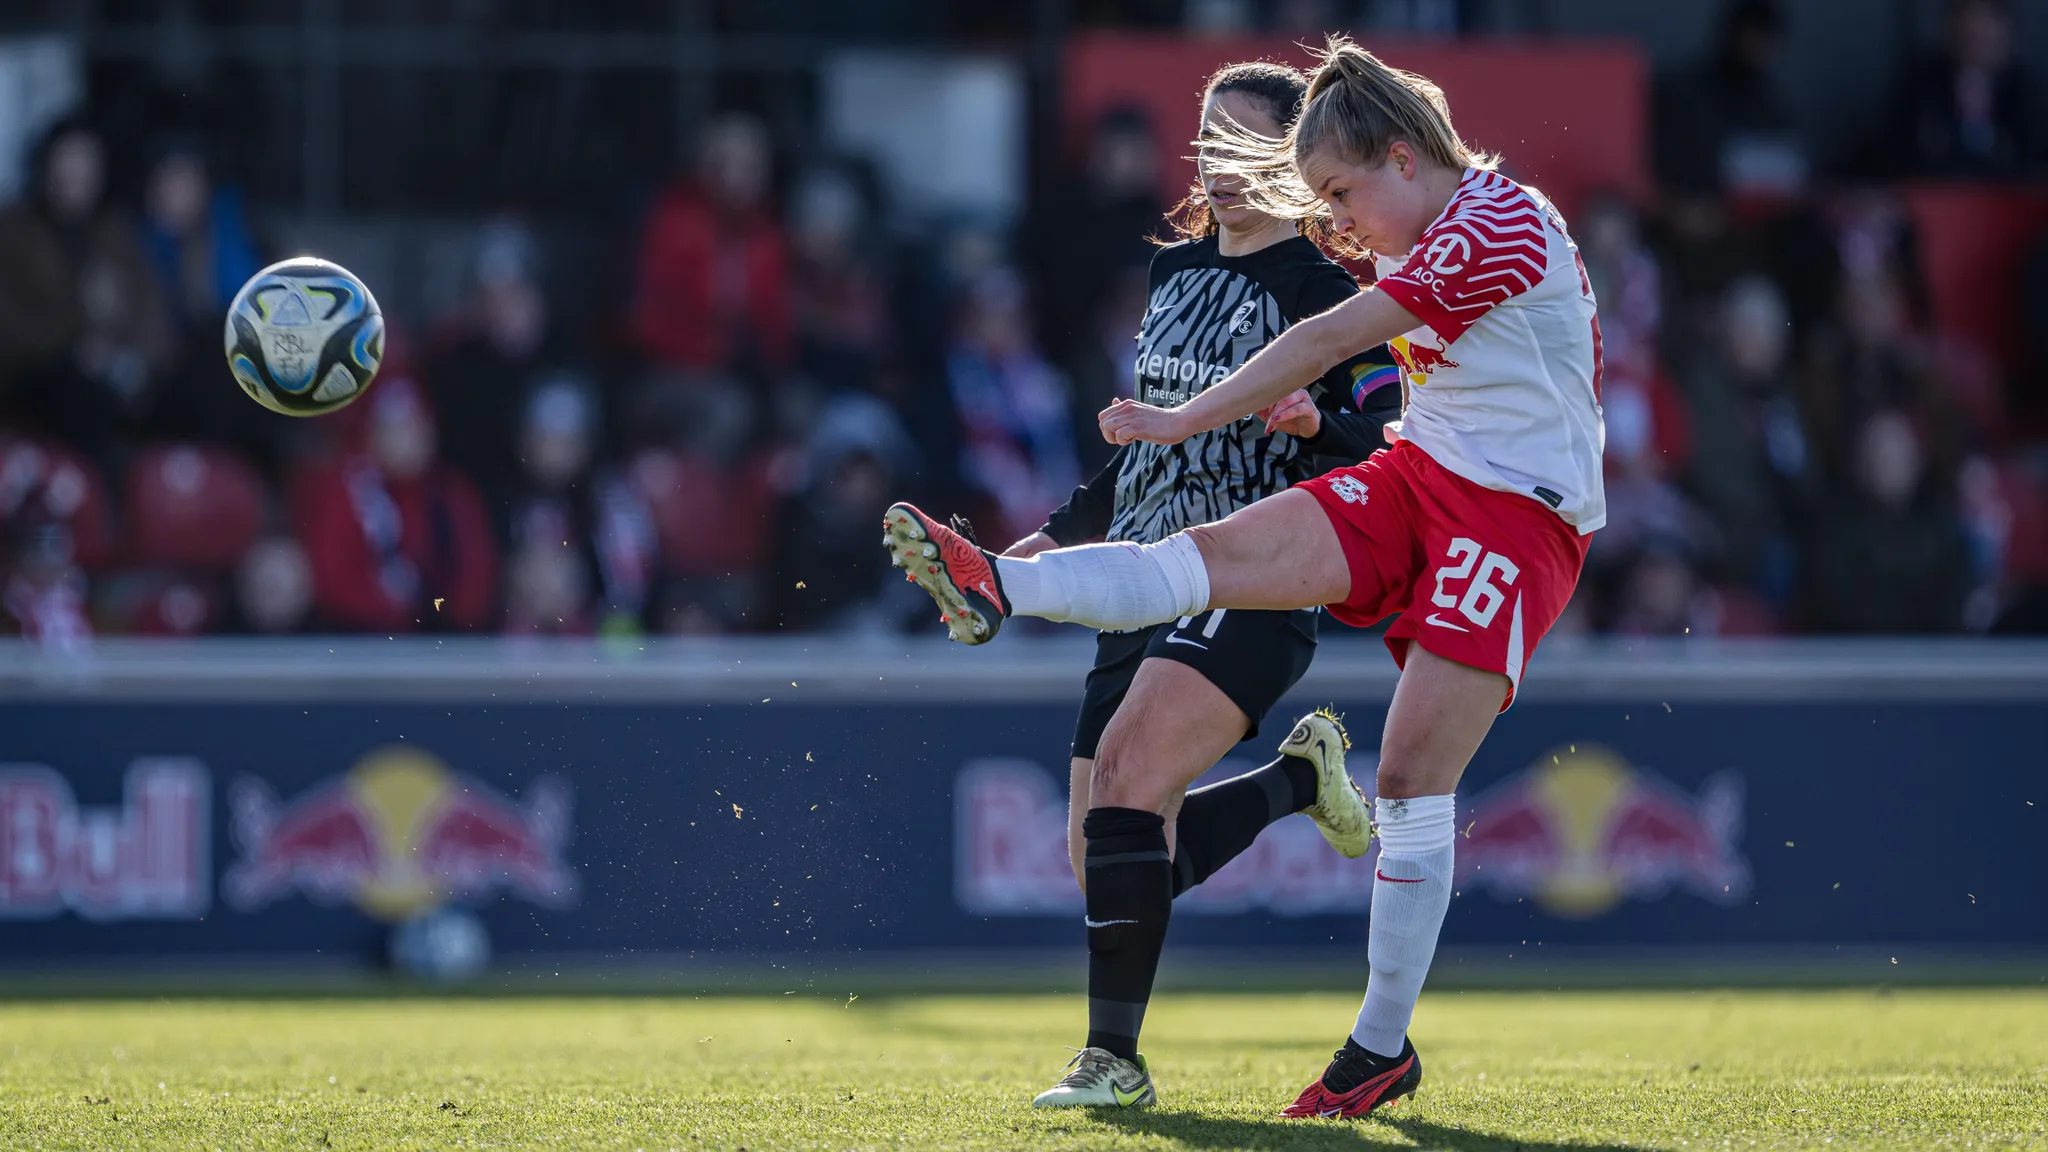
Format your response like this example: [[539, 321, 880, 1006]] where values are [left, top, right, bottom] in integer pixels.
[[1093, 1108, 1637, 1151]]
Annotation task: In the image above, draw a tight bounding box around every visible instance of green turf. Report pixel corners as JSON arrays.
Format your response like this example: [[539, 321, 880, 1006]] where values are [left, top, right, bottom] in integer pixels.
[[2, 989, 2044, 1150]]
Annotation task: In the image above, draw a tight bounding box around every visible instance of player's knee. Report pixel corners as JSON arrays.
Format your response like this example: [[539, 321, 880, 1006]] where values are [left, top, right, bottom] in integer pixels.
[[1183, 524, 1228, 570], [1375, 758, 1431, 801], [1089, 745, 1171, 813]]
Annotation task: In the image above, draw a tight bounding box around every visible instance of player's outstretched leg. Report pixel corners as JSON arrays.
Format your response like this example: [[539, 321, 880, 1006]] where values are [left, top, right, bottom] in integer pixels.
[[884, 506, 1225, 640], [1169, 710, 1370, 896]]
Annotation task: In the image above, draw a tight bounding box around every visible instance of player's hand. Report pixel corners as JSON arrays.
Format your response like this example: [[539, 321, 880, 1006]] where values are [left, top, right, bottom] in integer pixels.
[[1099, 399, 1196, 446], [1261, 389, 1321, 438], [1002, 531, 1058, 559]]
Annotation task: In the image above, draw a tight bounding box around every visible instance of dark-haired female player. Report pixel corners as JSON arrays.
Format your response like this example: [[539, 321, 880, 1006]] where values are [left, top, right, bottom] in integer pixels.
[[964, 61, 1404, 1109]]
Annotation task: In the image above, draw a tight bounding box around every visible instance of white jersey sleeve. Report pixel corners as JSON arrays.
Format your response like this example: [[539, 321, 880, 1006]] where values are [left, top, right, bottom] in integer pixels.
[[1372, 169, 1607, 532]]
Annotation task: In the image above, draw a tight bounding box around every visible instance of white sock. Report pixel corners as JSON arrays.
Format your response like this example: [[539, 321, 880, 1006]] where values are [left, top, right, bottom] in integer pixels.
[[1353, 794, 1456, 1058], [995, 535, 1210, 631]]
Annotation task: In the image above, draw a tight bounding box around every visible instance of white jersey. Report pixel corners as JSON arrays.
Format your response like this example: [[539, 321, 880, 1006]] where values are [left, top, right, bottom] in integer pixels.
[[1373, 168, 1606, 533]]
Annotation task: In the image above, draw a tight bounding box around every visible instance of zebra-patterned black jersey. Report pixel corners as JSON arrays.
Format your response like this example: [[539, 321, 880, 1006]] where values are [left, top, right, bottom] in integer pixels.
[[1098, 234, 1397, 545]]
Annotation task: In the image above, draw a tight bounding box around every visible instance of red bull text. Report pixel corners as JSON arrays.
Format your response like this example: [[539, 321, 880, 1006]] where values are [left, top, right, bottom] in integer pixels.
[[0, 760, 209, 920], [955, 759, 1381, 916]]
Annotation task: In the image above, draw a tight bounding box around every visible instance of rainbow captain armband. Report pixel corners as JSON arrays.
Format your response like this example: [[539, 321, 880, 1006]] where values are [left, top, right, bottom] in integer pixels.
[[1350, 363, 1403, 410]]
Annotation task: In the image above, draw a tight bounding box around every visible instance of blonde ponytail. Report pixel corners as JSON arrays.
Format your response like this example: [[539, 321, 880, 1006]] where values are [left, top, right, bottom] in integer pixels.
[[1201, 35, 1496, 226]]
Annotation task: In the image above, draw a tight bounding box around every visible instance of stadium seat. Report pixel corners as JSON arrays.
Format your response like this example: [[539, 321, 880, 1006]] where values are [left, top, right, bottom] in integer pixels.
[[126, 444, 266, 571], [631, 448, 775, 578]]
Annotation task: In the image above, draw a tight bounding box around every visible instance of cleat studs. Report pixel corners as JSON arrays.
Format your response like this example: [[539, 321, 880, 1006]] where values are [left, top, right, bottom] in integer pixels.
[[972, 621, 987, 635], [921, 543, 938, 558]]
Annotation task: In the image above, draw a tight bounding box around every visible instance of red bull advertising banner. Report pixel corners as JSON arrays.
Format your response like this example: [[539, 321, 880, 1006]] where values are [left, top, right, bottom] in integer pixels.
[[0, 690, 2043, 962], [224, 747, 576, 922]]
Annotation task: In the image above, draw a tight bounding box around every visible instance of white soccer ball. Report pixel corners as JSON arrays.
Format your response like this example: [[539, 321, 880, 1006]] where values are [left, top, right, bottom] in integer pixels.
[[223, 257, 385, 417]]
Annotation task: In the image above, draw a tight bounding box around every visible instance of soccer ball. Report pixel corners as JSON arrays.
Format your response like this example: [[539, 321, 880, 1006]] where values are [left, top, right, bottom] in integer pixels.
[[223, 257, 384, 416]]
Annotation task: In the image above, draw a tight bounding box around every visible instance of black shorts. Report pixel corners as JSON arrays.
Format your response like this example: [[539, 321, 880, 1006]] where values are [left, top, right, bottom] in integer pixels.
[[1070, 607, 1320, 760]]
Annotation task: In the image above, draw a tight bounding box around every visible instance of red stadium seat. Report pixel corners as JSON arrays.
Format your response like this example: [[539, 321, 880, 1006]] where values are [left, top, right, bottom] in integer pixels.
[[630, 448, 775, 578], [126, 444, 267, 571]]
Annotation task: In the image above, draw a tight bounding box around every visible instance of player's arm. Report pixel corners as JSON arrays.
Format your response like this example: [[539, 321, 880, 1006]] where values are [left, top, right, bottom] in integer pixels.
[[1100, 289, 1420, 446], [1299, 355, 1403, 461], [1011, 446, 1127, 556]]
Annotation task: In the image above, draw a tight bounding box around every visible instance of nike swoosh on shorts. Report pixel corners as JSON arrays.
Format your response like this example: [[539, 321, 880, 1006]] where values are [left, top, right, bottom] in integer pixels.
[[1376, 870, 1427, 884], [1163, 635, 1208, 649], [1084, 918, 1140, 928], [1424, 613, 1470, 632]]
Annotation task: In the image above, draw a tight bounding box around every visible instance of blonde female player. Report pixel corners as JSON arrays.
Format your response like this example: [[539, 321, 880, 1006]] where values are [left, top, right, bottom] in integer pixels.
[[883, 36, 1602, 1118]]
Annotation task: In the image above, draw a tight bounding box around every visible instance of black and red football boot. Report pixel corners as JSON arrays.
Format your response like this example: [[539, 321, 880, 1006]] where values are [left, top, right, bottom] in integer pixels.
[[1280, 1036, 1422, 1120], [882, 503, 1011, 644]]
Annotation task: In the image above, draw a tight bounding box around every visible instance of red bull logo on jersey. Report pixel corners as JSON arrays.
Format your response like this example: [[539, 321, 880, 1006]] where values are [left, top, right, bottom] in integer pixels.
[[955, 759, 1378, 916], [1390, 334, 1460, 379], [0, 759, 210, 920], [225, 747, 576, 921], [1460, 745, 1747, 919]]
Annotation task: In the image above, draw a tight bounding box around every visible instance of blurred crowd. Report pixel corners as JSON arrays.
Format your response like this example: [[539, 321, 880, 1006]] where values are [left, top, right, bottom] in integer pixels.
[[0, 0, 2044, 643]]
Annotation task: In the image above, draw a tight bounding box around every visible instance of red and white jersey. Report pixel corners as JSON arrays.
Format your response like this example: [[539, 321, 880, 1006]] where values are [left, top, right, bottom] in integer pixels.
[[1373, 168, 1606, 533]]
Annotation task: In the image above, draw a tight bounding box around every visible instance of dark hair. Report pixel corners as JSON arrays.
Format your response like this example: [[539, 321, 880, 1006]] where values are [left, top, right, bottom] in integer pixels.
[[1163, 62, 1347, 254]]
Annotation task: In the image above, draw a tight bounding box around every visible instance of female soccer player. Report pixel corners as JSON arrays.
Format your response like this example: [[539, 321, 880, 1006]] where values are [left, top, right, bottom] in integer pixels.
[[989, 60, 1402, 1109], [885, 37, 1602, 1118]]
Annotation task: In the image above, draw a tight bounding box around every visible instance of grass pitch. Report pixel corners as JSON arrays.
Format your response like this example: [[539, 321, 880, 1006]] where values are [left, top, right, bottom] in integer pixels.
[[3, 989, 2045, 1150]]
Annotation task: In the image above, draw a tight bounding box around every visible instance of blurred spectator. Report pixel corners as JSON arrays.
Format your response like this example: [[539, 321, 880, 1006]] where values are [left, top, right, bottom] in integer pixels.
[[430, 219, 558, 508], [136, 138, 277, 465], [140, 138, 263, 328], [1806, 409, 1971, 632], [1653, 0, 1809, 197], [946, 269, 1080, 545], [1675, 275, 1813, 611], [293, 375, 498, 632], [2, 507, 89, 649], [1800, 198, 1960, 472], [769, 392, 921, 632], [1609, 545, 1716, 637], [789, 167, 892, 396], [1043, 107, 1161, 401], [1066, 262, 1151, 469], [1887, 0, 2037, 179], [231, 536, 315, 634], [0, 119, 173, 471], [502, 378, 660, 636], [631, 114, 793, 374], [0, 440, 102, 647]]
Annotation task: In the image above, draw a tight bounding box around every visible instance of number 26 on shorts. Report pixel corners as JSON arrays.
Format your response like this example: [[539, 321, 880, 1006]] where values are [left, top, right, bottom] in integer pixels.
[[1431, 537, 1519, 629]]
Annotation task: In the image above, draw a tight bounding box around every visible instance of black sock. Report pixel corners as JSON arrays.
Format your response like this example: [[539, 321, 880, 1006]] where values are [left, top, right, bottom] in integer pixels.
[[1169, 755, 1318, 897], [1082, 806, 1171, 1061]]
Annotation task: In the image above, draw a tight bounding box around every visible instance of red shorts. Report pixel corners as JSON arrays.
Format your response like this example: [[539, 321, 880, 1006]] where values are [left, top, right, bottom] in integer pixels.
[[1295, 440, 1590, 709]]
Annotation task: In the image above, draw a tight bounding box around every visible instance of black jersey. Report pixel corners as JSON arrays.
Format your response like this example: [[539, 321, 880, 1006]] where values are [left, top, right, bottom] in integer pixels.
[[1043, 233, 1400, 546]]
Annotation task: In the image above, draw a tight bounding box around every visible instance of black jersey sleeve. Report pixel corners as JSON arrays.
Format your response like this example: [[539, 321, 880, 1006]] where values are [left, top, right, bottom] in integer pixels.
[[1285, 262, 1401, 467], [1040, 445, 1126, 546]]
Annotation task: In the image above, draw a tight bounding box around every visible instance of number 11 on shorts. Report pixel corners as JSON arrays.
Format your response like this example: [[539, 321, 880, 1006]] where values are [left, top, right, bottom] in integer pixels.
[[1429, 537, 1518, 630]]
